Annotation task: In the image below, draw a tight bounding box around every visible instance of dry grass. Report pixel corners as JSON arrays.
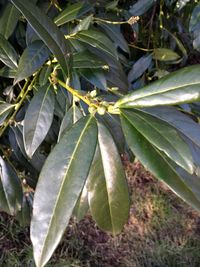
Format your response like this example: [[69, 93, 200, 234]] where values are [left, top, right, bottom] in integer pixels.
[[1, 161, 200, 267]]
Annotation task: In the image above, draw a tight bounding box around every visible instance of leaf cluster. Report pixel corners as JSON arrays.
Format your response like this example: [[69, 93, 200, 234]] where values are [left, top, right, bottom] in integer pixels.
[[0, 1, 200, 266]]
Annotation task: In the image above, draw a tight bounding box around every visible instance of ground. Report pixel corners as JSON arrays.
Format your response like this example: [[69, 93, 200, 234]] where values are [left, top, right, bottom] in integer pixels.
[[1, 161, 200, 267]]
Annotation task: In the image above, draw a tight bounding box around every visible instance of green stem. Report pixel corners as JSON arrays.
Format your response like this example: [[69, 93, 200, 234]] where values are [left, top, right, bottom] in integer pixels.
[[0, 75, 38, 137], [52, 75, 99, 109], [94, 17, 127, 25], [51, 75, 120, 115], [129, 44, 154, 52]]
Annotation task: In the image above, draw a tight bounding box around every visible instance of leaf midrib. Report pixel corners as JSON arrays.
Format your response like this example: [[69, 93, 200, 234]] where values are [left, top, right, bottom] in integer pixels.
[[122, 116, 200, 208], [122, 110, 192, 171], [25, 85, 50, 155], [98, 144, 115, 233], [55, 3, 85, 25], [119, 79, 200, 105], [39, 116, 93, 263]]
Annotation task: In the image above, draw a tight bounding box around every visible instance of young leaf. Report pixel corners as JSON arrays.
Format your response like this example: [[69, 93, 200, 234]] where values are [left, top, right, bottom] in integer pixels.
[[116, 65, 200, 108], [153, 48, 180, 62], [120, 114, 200, 211], [0, 34, 18, 69], [87, 122, 130, 235], [23, 84, 55, 158], [54, 2, 93, 26], [0, 2, 20, 39], [0, 156, 23, 215], [11, 0, 71, 76], [72, 14, 93, 34], [121, 109, 194, 174], [16, 41, 50, 82], [31, 115, 97, 267], [75, 30, 118, 59]]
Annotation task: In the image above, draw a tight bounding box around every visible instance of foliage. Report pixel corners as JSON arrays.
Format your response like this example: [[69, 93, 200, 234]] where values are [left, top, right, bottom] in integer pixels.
[[0, 0, 200, 266]]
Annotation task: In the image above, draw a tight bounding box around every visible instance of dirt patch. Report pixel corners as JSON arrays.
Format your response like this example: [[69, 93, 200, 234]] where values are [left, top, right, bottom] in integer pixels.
[[1, 161, 200, 267]]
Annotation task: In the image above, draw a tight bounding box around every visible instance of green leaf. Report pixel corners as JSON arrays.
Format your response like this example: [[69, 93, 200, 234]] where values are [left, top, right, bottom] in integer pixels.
[[116, 65, 200, 108], [54, 2, 93, 26], [189, 4, 200, 51], [0, 2, 21, 39], [88, 122, 130, 235], [79, 68, 107, 90], [39, 65, 52, 86], [72, 14, 93, 34], [99, 24, 129, 53], [57, 105, 82, 142], [73, 51, 107, 69], [0, 66, 16, 78], [0, 34, 18, 69], [0, 103, 15, 125], [121, 109, 194, 174], [140, 106, 200, 175], [16, 41, 50, 82], [0, 156, 23, 215], [73, 182, 89, 221], [153, 48, 180, 62], [128, 54, 152, 83], [31, 115, 97, 267], [75, 30, 118, 59], [11, 0, 71, 76], [23, 84, 55, 158], [129, 0, 155, 16], [120, 113, 200, 211], [16, 193, 33, 227]]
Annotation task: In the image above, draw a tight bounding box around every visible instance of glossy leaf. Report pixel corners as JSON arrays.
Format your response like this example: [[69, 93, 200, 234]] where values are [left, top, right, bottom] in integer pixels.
[[54, 2, 93, 26], [72, 14, 93, 34], [12, 124, 46, 172], [73, 51, 107, 69], [79, 68, 107, 90], [0, 2, 20, 39], [39, 65, 52, 87], [11, 0, 71, 76], [121, 109, 194, 174], [128, 54, 152, 83], [0, 34, 18, 69], [75, 30, 118, 59], [16, 193, 33, 227], [23, 84, 55, 158], [16, 41, 50, 82], [0, 103, 15, 125], [116, 65, 200, 108], [120, 114, 200, 211], [57, 105, 82, 142], [73, 182, 89, 221], [140, 106, 200, 175], [88, 122, 130, 235], [0, 156, 23, 215], [31, 116, 97, 267], [153, 48, 180, 62], [99, 23, 129, 53]]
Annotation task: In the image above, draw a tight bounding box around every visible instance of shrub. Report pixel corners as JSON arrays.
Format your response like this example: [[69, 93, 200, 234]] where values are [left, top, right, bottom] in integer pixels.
[[1, 0, 200, 266]]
